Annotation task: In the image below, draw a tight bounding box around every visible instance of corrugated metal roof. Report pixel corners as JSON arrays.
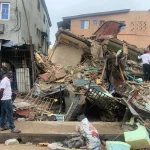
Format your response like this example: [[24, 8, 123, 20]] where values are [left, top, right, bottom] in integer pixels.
[[63, 9, 130, 20], [94, 21, 124, 40]]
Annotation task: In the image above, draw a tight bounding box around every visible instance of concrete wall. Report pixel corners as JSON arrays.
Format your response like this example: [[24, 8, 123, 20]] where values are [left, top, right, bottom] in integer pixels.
[[70, 11, 150, 48], [0, 0, 50, 55], [51, 43, 84, 67]]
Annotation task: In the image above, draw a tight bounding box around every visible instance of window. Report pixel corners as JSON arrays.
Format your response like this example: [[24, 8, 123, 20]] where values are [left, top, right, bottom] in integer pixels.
[[93, 20, 98, 25], [100, 20, 105, 26], [120, 21, 126, 30], [37, 29, 39, 36], [43, 14, 45, 24], [37, 28, 41, 37], [38, 0, 40, 11], [41, 35, 44, 46], [1, 3, 10, 20], [81, 20, 90, 29]]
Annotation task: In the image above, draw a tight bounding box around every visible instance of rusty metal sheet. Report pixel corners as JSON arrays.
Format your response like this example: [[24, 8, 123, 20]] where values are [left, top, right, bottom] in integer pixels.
[[94, 21, 124, 40]]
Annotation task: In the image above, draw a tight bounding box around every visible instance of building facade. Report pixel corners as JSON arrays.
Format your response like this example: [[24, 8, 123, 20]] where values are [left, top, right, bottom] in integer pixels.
[[0, 0, 51, 55], [0, 0, 51, 93], [58, 9, 150, 48]]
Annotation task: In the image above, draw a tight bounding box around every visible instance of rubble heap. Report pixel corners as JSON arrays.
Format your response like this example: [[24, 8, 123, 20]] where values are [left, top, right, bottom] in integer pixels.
[[14, 21, 150, 125]]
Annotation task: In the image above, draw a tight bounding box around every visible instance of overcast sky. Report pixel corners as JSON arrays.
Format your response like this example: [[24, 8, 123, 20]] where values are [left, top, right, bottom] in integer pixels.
[[45, 0, 150, 45]]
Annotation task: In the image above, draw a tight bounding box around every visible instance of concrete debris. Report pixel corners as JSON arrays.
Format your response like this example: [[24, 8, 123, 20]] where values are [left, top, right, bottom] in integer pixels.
[[10, 21, 150, 142]]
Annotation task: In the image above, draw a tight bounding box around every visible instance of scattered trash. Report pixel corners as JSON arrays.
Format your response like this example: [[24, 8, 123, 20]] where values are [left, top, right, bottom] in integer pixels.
[[39, 143, 49, 147], [17, 118, 26, 121], [26, 142, 32, 145], [5, 139, 19, 145], [63, 135, 85, 149], [77, 118, 101, 150], [48, 142, 69, 150], [7, 21, 150, 150]]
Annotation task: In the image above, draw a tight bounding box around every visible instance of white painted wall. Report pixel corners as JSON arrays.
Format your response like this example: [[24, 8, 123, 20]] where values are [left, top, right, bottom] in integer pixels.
[[0, 0, 50, 55]]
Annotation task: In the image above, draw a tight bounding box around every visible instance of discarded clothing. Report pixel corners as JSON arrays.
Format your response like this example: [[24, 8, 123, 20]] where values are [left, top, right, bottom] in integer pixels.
[[63, 135, 85, 149]]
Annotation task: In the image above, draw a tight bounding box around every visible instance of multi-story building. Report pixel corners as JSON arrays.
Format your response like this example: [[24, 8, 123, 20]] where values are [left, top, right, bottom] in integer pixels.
[[0, 0, 51, 55], [0, 0, 51, 93], [58, 9, 150, 48]]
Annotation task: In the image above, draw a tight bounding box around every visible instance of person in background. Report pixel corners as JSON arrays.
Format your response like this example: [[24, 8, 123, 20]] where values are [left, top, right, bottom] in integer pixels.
[[0, 71, 21, 133], [138, 51, 150, 82], [147, 45, 150, 54]]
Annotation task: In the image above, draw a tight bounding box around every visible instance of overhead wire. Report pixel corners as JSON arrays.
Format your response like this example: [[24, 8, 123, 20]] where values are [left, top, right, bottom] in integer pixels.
[[14, 11, 21, 31], [21, 0, 30, 38], [7, 0, 21, 33]]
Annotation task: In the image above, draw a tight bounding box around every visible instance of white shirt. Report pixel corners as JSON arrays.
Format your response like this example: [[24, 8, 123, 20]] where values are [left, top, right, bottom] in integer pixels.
[[138, 54, 150, 64], [0, 77, 12, 100]]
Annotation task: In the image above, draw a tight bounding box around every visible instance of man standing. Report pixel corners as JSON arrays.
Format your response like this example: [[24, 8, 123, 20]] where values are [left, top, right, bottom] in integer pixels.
[[138, 51, 150, 82], [0, 71, 21, 133]]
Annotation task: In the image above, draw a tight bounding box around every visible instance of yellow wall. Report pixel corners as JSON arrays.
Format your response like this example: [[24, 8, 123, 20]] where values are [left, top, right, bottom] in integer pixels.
[[70, 11, 150, 48]]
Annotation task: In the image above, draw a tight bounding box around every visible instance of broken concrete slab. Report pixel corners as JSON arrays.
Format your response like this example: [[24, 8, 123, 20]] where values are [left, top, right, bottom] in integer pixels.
[[51, 29, 91, 67]]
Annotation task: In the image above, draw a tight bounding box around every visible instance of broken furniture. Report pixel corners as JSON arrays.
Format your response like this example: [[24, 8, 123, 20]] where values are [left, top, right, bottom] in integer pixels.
[[124, 124, 150, 149]]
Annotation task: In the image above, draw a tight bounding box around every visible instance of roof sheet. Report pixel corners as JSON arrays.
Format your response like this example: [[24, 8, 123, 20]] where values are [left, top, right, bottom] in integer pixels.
[[63, 9, 130, 20], [94, 21, 124, 40]]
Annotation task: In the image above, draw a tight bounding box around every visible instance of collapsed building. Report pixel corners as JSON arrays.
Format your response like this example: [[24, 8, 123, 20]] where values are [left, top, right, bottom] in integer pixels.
[[13, 21, 150, 127]]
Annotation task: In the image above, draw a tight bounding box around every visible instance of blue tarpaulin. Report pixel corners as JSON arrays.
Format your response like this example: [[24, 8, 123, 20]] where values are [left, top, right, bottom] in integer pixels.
[[2, 41, 22, 48]]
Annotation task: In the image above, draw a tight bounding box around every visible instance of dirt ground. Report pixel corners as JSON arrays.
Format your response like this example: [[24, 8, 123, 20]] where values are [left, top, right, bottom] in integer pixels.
[[0, 145, 49, 150], [0, 145, 105, 150]]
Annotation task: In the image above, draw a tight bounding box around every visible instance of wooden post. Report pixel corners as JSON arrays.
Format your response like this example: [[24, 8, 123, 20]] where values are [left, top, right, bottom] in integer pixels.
[[119, 65, 125, 82], [100, 57, 108, 83]]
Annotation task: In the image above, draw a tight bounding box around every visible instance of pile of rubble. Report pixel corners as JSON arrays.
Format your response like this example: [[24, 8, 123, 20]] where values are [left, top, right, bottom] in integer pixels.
[[13, 21, 150, 125]]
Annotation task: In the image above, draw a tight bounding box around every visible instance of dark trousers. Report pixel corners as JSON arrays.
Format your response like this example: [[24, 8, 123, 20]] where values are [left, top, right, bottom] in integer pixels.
[[1, 100, 15, 130], [143, 64, 150, 81]]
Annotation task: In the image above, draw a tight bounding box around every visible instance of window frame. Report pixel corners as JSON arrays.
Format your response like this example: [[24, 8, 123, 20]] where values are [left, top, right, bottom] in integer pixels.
[[120, 21, 126, 30], [81, 20, 90, 30], [93, 20, 98, 25], [38, 0, 40, 12], [0, 3, 10, 20], [100, 20, 105, 26], [43, 14, 45, 24]]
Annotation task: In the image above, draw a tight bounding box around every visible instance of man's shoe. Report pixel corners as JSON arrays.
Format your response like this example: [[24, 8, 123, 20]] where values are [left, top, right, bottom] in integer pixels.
[[11, 129, 21, 133]]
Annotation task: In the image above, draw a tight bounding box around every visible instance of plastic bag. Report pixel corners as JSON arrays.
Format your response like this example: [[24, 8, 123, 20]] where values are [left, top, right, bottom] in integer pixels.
[[5, 139, 19, 145], [77, 118, 101, 150]]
